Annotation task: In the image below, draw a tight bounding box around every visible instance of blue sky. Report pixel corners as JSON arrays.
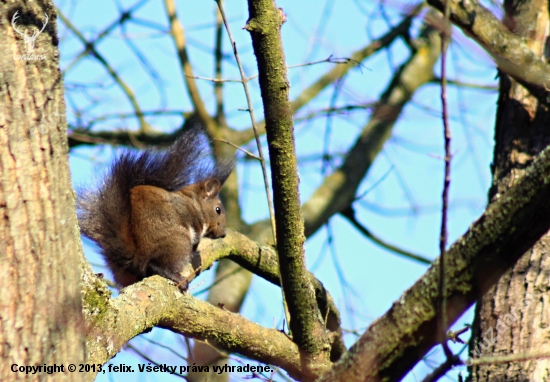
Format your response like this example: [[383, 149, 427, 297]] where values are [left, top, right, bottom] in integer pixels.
[[58, 0, 499, 380]]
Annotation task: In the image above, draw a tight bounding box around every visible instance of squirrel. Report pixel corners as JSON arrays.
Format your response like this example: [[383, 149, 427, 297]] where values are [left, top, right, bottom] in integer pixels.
[[77, 121, 235, 291]]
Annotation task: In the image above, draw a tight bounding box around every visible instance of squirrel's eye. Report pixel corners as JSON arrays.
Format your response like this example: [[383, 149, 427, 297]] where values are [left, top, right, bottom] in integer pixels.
[[216, 206, 221, 215]]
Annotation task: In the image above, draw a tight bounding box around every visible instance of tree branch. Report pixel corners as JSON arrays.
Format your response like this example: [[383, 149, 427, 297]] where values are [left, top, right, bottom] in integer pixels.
[[204, 231, 346, 361], [318, 137, 550, 381], [57, 9, 151, 133], [163, 0, 215, 131], [85, 276, 306, 380], [248, 14, 443, 241], [427, 0, 550, 98], [83, 230, 343, 378], [243, 0, 330, 372], [232, 3, 425, 146], [340, 207, 432, 265]]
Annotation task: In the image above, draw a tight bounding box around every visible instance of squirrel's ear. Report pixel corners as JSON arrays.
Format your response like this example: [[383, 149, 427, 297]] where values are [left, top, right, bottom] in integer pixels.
[[202, 179, 221, 199]]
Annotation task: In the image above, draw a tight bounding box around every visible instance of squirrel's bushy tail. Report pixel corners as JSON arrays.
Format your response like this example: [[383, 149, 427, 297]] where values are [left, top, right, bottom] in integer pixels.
[[77, 121, 235, 272]]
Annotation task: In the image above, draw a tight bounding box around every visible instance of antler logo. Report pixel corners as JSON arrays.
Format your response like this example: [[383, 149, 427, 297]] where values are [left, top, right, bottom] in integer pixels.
[[11, 11, 49, 53]]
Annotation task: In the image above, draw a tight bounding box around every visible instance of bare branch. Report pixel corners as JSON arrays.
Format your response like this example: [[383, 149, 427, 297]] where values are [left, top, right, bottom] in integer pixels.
[[318, 142, 550, 381], [469, 352, 550, 366], [301, 16, 442, 238], [427, 0, 550, 97], [57, 10, 151, 133], [244, 1, 330, 372], [163, 0, 214, 131], [247, 13, 442, 244], [85, 276, 307, 380], [340, 207, 432, 265], [232, 3, 425, 146], [216, 0, 276, 243], [438, 2, 453, 357]]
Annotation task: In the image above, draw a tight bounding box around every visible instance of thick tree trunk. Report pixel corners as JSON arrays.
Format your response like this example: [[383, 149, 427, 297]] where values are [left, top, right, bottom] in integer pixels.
[[468, 0, 550, 379], [0, 1, 86, 380]]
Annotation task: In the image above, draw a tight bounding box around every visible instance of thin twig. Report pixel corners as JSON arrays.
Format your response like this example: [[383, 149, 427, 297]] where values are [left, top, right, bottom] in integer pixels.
[[214, 5, 225, 125], [247, 55, 359, 81], [231, 2, 425, 146], [468, 352, 550, 366], [185, 74, 242, 83], [193, 266, 245, 296], [163, 0, 212, 128], [438, 4, 452, 350], [216, 0, 289, 337], [341, 207, 432, 265], [431, 77, 497, 90], [420, 351, 462, 382], [447, 325, 469, 344], [139, 336, 189, 361], [60, 0, 149, 73], [215, 0, 276, 244], [322, 78, 344, 175], [215, 139, 261, 161], [57, 10, 151, 133], [188, 56, 360, 83], [353, 166, 394, 201]]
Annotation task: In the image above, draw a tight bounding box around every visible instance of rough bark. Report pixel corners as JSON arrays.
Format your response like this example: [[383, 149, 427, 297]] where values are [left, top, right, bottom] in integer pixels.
[[78, 126, 550, 381], [468, 0, 550, 379], [0, 1, 86, 380], [85, 275, 307, 380], [427, 0, 550, 93], [81, 230, 343, 380], [317, 139, 550, 381], [186, 259, 252, 382], [244, 0, 330, 376], [8, 1, 550, 381]]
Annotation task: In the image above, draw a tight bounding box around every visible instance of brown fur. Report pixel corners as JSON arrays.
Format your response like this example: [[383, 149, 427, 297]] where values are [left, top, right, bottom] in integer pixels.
[[77, 122, 234, 291]]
